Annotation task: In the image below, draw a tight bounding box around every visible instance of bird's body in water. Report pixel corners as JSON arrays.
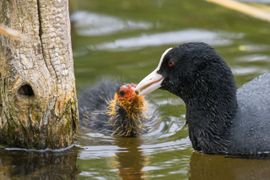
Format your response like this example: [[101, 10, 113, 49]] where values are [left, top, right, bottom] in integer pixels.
[[79, 81, 152, 137], [136, 42, 270, 157]]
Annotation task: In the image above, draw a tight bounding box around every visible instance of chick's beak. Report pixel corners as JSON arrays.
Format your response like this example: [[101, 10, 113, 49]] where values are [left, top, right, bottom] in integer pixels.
[[135, 70, 164, 96]]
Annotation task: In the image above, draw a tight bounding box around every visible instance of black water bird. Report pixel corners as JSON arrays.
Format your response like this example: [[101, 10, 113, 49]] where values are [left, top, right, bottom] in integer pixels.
[[135, 42, 270, 157], [79, 81, 152, 137]]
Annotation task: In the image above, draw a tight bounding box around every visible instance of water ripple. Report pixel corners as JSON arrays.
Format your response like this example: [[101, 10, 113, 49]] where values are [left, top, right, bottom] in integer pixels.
[[71, 11, 152, 36], [92, 29, 243, 51], [232, 66, 269, 75], [238, 54, 270, 62]]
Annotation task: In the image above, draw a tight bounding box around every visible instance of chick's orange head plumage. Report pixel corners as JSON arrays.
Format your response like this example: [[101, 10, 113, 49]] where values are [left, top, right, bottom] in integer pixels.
[[116, 83, 137, 101], [107, 83, 146, 120]]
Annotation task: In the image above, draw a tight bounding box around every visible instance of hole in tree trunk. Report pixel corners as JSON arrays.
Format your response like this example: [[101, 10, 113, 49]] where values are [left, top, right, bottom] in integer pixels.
[[18, 84, 34, 97]]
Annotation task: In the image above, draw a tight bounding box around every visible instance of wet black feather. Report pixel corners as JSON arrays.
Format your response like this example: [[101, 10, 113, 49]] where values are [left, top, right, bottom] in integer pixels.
[[159, 42, 270, 156]]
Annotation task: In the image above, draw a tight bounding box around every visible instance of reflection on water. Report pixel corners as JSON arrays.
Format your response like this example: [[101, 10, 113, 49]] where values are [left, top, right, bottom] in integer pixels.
[[0, 149, 79, 179], [239, 0, 270, 4], [232, 66, 268, 75], [92, 29, 241, 51], [238, 44, 270, 52], [71, 11, 152, 36], [190, 152, 270, 180], [237, 54, 270, 62], [113, 137, 146, 180], [77, 108, 188, 179]]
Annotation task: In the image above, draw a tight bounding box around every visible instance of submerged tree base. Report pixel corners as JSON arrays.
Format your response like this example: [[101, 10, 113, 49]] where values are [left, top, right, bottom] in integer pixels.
[[0, 0, 78, 149]]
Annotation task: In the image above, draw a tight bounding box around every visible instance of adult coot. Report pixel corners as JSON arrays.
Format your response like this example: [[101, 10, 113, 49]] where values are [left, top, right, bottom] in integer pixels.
[[135, 42, 270, 156], [79, 81, 150, 137]]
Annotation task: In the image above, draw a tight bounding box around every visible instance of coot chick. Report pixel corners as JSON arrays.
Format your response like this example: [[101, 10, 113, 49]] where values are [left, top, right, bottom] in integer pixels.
[[79, 81, 148, 137], [135, 42, 270, 157]]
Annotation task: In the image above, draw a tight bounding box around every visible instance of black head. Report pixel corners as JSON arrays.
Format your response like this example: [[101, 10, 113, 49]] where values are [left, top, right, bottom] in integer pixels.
[[136, 42, 238, 153], [136, 42, 236, 103]]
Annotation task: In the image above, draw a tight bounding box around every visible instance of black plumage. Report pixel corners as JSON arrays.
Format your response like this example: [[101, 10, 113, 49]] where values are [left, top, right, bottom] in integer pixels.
[[136, 42, 270, 157], [79, 81, 119, 134]]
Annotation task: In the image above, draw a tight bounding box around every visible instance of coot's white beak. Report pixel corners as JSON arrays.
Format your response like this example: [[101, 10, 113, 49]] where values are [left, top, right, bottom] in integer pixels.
[[135, 70, 164, 96], [135, 48, 172, 96]]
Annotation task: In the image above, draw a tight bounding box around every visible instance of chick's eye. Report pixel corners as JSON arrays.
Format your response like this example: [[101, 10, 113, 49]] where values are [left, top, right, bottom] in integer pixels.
[[167, 59, 176, 68], [119, 90, 125, 97]]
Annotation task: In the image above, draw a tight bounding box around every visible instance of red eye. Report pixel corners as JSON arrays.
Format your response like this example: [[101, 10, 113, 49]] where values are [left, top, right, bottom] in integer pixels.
[[167, 59, 176, 68]]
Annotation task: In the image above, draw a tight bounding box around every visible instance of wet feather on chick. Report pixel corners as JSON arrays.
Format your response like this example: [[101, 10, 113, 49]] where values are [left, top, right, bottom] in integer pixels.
[[79, 81, 151, 137]]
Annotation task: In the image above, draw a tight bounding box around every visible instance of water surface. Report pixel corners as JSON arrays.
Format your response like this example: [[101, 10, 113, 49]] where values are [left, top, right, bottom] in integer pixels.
[[1, 0, 270, 179]]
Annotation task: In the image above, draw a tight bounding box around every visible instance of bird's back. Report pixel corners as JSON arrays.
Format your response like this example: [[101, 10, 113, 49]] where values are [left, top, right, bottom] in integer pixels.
[[229, 73, 270, 156], [79, 81, 121, 133]]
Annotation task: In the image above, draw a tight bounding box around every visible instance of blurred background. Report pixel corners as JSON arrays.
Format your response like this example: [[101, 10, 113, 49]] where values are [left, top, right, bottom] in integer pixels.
[[1, 0, 270, 179], [72, 0, 270, 89]]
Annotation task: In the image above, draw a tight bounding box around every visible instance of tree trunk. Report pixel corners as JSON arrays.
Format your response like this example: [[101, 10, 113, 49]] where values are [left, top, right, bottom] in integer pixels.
[[0, 0, 78, 149]]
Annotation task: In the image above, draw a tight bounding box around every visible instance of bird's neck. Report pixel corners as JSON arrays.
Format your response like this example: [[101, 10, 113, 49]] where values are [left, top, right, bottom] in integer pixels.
[[183, 84, 238, 154], [107, 98, 146, 136], [111, 106, 145, 136]]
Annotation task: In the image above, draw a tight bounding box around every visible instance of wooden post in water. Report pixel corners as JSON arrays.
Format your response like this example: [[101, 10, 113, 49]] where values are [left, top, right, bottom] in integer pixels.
[[0, 0, 78, 149]]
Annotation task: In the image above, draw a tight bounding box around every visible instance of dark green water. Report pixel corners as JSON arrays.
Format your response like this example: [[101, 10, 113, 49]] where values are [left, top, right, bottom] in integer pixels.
[[1, 0, 270, 179]]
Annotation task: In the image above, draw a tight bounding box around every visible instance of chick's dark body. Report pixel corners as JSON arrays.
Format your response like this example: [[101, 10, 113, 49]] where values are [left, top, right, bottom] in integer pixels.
[[79, 81, 120, 134], [79, 81, 148, 136]]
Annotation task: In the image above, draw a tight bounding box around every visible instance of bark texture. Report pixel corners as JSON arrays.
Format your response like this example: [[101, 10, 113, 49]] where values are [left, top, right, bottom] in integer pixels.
[[0, 0, 78, 149]]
